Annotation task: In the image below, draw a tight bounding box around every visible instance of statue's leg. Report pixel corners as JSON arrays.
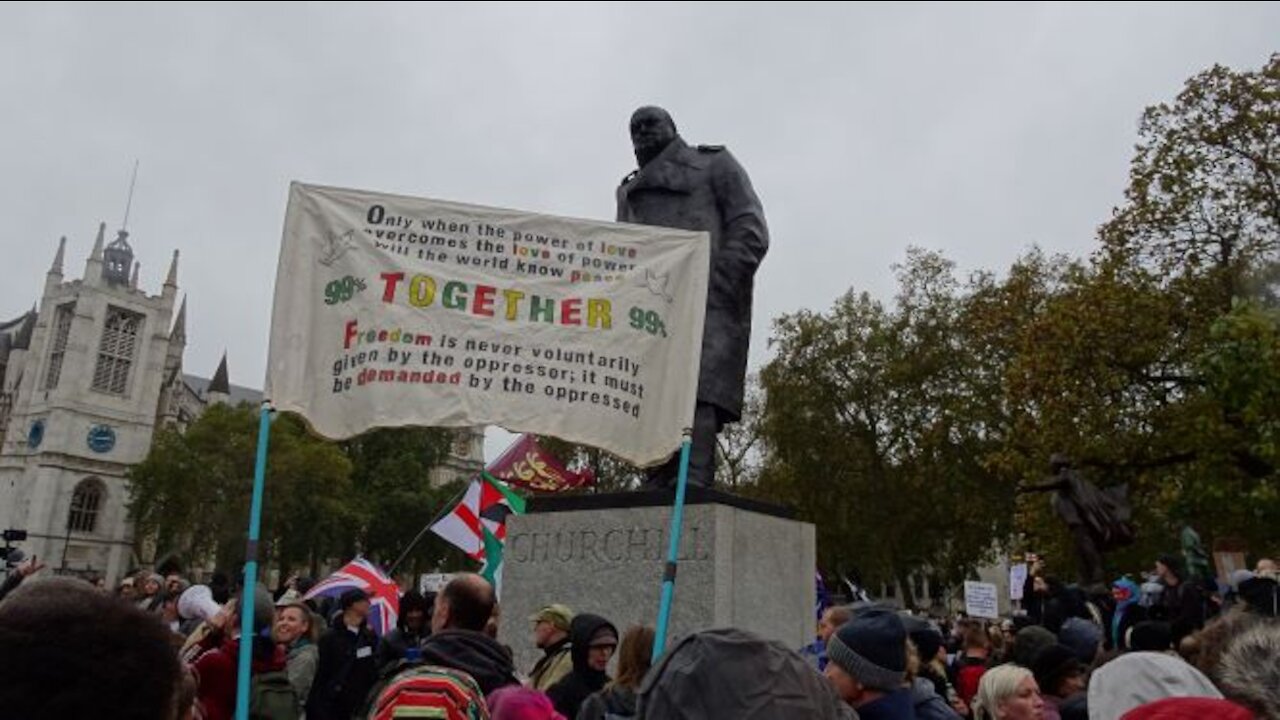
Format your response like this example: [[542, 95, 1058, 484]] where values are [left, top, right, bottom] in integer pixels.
[[643, 403, 720, 489], [685, 402, 720, 488], [1072, 525, 1105, 588]]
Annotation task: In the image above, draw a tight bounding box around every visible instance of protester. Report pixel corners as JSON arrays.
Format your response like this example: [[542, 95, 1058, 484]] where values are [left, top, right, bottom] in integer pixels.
[[823, 607, 916, 718], [905, 634, 961, 720], [1152, 554, 1206, 645], [1030, 645, 1085, 720], [970, 665, 1044, 720], [0, 577, 184, 719], [137, 572, 166, 612], [0, 554, 44, 602], [546, 613, 620, 719], [577, 625, 654, 720], [419, 573, 519, 695], [1086, 651, 1222, 719], [1214, 620, 1280, 719], [274, 599, 320, 713], [1110, 577, 1146, 651], [306, 588, 379, 720], [1011, 625, 1058, 668], [489, 686, 568, 720], [377, 589, 429, 670], [638, 628, 852, 719], [952, 623, 993, 706], [528, 603, 576, 691], [189, 585, 286, 720]]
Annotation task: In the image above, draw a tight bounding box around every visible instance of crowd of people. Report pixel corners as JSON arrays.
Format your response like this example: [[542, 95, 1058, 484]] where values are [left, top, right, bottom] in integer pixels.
[[807, 553, 1279, 719], [0, 549, 1276, 719]]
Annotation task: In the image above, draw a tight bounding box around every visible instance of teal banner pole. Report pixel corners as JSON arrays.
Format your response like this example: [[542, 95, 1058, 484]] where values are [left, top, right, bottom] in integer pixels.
[[652, 433, 693, 661], [234, 403, 272, 720]]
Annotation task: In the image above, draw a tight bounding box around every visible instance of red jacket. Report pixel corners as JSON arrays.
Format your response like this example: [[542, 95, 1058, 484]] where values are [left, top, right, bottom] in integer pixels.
[[192, 636, 288, 720]]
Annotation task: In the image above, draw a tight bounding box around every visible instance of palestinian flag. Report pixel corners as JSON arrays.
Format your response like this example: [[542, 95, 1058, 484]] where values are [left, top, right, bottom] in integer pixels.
[[430, 471, 526, 560]]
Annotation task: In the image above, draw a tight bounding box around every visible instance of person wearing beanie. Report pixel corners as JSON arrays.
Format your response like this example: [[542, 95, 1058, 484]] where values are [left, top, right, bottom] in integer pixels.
[[1087, 651, 1223, 719], [823, 608, 916, 719], [189, 585, 287, 720], [1057, 617, 1102, 666], [528, 603, 576, 691], [306, 587, 379, 720], [1010, 625, 1057, 668], [546, 614, 619, 718], [902, 615, 959, 712], [1031, 644, 1085, 720]]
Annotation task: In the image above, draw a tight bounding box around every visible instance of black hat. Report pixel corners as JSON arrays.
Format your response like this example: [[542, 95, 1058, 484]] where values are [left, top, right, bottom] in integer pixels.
[[826, 608, 907, 691], [900, 614, 943, 662], [1032, 644, 1083, 696], [339, 588, 369, 610]]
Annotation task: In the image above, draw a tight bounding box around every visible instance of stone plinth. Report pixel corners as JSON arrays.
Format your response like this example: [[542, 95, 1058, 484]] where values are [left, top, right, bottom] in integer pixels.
[[497, 488, 815, 674]]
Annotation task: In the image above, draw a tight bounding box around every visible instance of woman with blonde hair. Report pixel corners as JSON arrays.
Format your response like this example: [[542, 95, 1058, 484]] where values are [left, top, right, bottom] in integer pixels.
[[971, 665, 1044, 720]]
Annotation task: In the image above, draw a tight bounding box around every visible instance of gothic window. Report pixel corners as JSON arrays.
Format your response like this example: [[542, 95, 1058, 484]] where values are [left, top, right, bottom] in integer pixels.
[[67, 478, 105, 533], [43, 303, 76, 390], [91, 307, 143, 395]]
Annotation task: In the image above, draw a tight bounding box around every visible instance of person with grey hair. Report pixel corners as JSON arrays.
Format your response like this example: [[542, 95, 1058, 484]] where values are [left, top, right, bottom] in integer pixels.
[[970, 665, 1044, 720], [823, 608, 916, 718], [1215, 620, 1280, 719], [616, 105, 769, 489]]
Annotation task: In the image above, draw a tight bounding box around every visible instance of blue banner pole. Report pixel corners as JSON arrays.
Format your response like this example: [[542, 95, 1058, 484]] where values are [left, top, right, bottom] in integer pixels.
[[234, 402, 272, 720], [652, 432, 694, 662]]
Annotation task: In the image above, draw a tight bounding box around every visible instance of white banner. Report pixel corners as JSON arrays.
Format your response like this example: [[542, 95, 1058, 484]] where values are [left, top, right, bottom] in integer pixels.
[[964, 580, 999, 619], [266, 183, 709, 467]]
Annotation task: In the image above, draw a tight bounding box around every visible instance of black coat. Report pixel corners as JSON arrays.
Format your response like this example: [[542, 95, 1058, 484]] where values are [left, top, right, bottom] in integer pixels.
[[306, 616, 379, 720], [419, 629, 518, 696], [547, 614, 618, 719], [616, 137, 768, 421]]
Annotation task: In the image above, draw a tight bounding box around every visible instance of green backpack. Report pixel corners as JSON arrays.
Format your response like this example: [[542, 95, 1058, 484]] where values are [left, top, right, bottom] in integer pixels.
[[249, 669, 300, 720]]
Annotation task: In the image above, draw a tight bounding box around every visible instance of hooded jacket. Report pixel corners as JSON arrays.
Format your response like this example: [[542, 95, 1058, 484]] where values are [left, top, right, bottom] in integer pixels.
[[1111, 577, 1145, 650], [419, 628, 519, 696], [546, 614, 618, 719], [1086, 652, 1222, 719], [193, 635, 288, 720]]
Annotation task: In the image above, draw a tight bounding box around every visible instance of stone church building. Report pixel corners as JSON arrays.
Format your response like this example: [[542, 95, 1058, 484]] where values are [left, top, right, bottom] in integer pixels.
[[0, 223, 483, 584]]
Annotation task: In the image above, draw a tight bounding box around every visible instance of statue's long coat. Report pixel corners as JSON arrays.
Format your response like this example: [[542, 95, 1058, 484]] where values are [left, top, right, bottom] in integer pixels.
[[616, 137, 769, 421]]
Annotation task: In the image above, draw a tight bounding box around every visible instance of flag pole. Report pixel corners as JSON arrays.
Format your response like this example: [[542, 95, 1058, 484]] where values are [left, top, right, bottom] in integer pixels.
[[652, 430, 694, 661], [235, 402, 273, 720]]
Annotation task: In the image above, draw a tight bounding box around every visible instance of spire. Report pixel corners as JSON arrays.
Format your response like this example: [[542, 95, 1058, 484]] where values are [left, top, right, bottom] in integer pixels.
[[130, 261, 140, 289], [90, 223, 105, 261], [84, 222, 106, 281], [170, 296, 187, 342], [50, 236, 66, 276], [208, 352, 230, 396], [164, 249, 179, 288]]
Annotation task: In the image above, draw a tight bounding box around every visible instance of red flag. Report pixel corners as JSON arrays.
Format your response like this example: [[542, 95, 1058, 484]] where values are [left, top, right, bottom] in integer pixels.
[[486, 434, 595, 493]]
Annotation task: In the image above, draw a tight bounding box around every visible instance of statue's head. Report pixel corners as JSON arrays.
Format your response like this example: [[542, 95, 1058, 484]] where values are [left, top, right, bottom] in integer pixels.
[[630, 106, 679, 167], [1049, 453, 1073, 471]]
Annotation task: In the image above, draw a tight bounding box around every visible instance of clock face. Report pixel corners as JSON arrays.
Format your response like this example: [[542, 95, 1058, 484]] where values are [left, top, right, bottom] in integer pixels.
[[27, 420, 45, 449], [87, 424, 116, 453]]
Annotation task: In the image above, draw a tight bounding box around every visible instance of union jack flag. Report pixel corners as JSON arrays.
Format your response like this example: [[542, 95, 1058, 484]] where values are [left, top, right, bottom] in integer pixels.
[[304, 557, 400, 636]]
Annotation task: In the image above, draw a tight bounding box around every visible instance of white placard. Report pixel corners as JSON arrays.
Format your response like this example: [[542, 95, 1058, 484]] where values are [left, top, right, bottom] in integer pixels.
[[964, 580, 999, 619]]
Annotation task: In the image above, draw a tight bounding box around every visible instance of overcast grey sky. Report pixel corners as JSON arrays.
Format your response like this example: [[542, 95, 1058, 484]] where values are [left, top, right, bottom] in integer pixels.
[[3, 2, 1277, 460]]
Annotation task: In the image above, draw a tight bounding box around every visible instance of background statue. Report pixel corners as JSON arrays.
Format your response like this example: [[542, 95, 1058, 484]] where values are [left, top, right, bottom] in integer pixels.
[[1021, 454, 1135, 589], [616, 106, 769, 489]]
